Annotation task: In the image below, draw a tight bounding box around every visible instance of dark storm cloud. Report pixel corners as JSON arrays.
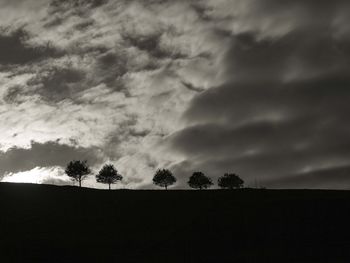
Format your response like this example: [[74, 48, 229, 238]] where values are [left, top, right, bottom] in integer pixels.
[[94, 51, 128, 88], [181, 81, 205, 93], [222, 30, 350, 84], [265, 165, 350, 190], [3, 85, 24, 104], [170, 116, 350, 174], [169, 0, 350, 188], [44, 0, 108, 28], [0, 141, 103, 176], [0, 28, 62, 65], [27, 66, 85, 102], [122, 33, 166, 58], [73, 18, 95, 31], [48, 0, 108, 15], [190, 2, 213, 21], [122, 32, 187, 60], [185, 71, 350, 126]]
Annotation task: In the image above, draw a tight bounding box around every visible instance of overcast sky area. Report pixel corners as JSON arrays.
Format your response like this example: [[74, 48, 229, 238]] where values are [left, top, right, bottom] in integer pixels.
[[0, 0, 349, 189]]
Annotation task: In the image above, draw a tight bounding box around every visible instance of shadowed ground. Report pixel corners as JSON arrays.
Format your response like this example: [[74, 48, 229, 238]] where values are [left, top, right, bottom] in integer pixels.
[[1, 183, 350, 262]]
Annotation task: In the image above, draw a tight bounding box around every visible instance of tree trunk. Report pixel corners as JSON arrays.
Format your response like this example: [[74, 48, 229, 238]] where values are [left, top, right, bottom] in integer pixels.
[[165, 185, 167, 190], [79, 179, 81, 187], [109, 183, 111, 190]]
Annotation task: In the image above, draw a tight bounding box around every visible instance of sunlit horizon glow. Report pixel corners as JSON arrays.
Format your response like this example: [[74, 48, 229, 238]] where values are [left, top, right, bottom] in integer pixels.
[[2, 166, 68, 185]]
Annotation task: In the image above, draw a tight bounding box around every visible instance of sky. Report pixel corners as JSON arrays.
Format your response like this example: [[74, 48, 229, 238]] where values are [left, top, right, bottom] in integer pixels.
[[0, 0, 350, 189]]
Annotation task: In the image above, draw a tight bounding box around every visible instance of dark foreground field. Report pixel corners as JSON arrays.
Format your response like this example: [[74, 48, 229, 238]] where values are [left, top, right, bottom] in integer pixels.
[[1, 183, 350, 262]]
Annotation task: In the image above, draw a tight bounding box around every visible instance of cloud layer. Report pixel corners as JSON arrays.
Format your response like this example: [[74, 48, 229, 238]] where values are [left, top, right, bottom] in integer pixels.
[[0, 0, 349, 189], [169, 0, 350, 189]]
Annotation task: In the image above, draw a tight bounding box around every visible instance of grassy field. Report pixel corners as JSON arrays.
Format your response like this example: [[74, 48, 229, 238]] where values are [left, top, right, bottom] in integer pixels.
[[1, 183, 350, 262]]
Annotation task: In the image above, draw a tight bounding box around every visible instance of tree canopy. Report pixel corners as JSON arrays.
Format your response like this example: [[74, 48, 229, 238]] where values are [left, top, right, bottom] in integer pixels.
[[218, 173, 244, 189], [65, 160, 91, 187], [96, 164, 123, 190], [188, 172, 213, 190], [152, 169, 176, 190]]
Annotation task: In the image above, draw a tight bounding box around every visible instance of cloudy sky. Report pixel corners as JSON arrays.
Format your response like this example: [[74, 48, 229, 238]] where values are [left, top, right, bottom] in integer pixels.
[[0, 0, 349, 189]]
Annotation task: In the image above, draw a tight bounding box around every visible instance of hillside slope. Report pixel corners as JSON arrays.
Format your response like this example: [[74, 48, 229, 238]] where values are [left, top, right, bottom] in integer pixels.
[[1, 183, 350, 262]]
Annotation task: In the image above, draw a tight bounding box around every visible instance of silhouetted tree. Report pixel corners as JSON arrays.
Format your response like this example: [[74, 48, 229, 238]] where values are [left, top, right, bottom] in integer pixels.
[[218, 173, 244, 189], [188, 172, 213, 190], [152, 169, 176, 190], [65, 160, 91, 187], [96, 164, 122, 190]]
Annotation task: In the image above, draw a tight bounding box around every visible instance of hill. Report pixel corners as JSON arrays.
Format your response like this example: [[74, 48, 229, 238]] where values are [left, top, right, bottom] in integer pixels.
[[1, 183, 350, 262]]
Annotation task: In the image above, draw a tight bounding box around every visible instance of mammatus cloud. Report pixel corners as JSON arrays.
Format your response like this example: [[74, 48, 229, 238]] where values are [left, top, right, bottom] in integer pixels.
[[0, 0, 350, 189]]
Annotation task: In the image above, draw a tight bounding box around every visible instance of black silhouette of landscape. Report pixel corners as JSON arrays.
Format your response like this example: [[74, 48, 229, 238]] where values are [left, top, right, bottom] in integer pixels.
[[1, 0, 350, 262], [1, 183, 350, 262]]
